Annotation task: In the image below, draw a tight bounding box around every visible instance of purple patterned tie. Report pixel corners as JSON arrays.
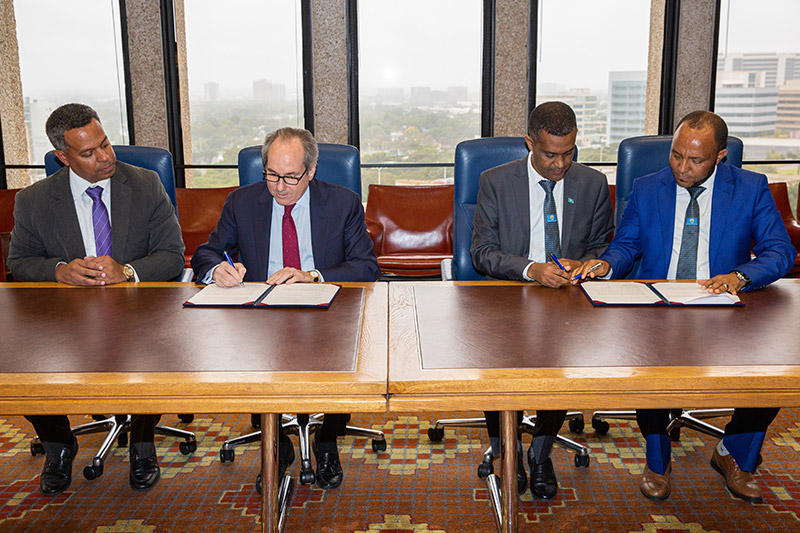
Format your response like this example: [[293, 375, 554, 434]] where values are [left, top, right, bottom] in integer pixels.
[[85, 186, 113, 257]]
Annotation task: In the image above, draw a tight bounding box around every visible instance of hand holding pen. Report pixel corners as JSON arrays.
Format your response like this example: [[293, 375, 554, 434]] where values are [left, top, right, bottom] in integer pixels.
[[215, 251, 246, 288], [571, 259, 611, 283]]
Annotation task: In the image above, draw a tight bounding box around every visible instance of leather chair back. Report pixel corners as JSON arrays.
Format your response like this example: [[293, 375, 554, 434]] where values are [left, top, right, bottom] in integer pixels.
[[238, 143, 362, 197], [365, 184, 453, 276], [615, 135, 743, 226], [768, 182, 800, 275], [453, 137, 579, 280], [176, 186, 237, 268], [45, 146, 178, 214], [0, 189, 21, 281]]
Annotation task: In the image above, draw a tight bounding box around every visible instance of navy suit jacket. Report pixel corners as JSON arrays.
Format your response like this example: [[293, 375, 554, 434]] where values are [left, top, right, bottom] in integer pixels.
[[601, 162, 796, 291], [192, 178, 379, 282]]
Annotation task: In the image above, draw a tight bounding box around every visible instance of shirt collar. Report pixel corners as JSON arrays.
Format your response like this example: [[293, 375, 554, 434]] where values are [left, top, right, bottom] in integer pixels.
[[68, 167, 112, 202]]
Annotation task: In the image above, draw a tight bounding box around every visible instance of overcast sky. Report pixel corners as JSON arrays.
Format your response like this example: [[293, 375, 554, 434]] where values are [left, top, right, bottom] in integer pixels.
[[13, 0, 800, 101]]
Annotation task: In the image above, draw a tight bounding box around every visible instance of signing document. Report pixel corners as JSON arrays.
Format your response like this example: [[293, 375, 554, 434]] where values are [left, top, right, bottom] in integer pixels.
[[581, 281, 742, 307], [184, 282, 340, 308]]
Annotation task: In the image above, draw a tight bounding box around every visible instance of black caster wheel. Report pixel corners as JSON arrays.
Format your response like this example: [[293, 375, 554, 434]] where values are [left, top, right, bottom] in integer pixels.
[[180, 441, 197, 454], [299, 470, 315, 485], [83, 464, 103, 480], [591, 418, 610, 435], [568, 416, 585, 433], [117, 433, 128, 447], [427, 427, 444, 442], [250, 414, 261, 429], [220, 448, 235, 463], [669, 427, 681, 442], [477, 462, 493, 478], [31, 442, 45, 456], [178, 414, 194, 423], [575, 454, 590, 468], [371, 439, 387, 452]]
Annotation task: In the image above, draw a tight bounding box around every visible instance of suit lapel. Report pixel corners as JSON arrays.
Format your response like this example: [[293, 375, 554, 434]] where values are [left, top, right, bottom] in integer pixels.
[[255, 183, 273, 279], [51, 169, 90, 258], [658, 171, 677, 273], [309, 180, 328, 267], [709, 164, 733, 269], [110, 165, 131, 261], [561, 167, 578, 254], [511, 158, 531, 255]]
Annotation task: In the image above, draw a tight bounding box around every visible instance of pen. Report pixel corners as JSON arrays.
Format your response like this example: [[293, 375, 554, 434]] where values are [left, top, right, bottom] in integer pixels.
[[550, 253, 567, 271], [223, 251, 245, 287], [574, 262, 603, 280]]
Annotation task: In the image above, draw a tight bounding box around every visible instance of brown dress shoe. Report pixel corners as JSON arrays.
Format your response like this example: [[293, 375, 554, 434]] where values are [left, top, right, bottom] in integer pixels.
[[710, 448, 762, 502], [640, 464, 671, 501]]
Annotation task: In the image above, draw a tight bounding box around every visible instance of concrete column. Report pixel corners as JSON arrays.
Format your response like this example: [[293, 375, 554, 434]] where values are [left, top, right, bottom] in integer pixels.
[[0, 0, 31, 188], [311, 0, 349, 144], [493, 0, 529, 137]]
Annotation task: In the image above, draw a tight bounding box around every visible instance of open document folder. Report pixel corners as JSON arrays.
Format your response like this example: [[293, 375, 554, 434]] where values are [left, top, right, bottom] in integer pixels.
[[183, 282, 340, 308], [580, 281, 743, 307]]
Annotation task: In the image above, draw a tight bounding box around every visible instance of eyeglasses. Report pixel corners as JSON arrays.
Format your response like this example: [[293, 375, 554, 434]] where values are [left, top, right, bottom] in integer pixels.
[[262, 167, 308, 186]]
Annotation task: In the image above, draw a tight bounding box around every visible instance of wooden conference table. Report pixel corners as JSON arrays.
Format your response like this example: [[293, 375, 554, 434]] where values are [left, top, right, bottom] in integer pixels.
[[0, 281, 387, 533], [388, 280, 800, 532]]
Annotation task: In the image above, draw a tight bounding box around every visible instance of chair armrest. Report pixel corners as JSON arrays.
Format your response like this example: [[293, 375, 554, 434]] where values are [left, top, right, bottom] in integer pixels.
[[366, 220, 384, 256]]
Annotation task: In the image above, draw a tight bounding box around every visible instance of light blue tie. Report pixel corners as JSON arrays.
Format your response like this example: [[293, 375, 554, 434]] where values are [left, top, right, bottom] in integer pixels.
[[85, 186, 113, 257]]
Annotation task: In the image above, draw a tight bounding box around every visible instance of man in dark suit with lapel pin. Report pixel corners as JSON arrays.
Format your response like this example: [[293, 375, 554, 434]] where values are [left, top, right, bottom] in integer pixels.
[[8, 103, 185, 494], [471, 101, 614, 499], [192, 127, 379, 492]]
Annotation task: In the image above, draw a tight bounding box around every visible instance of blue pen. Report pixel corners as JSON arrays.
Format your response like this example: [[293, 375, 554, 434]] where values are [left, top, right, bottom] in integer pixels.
[[223, 251, 245, 287], [550, 253, 567, 272]]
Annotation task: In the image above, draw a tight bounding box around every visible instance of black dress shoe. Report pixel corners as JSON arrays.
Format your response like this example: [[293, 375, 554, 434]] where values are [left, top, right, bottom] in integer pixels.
[[130, 449, 160, 491], [256, 437, 296, 494], [528, 451, 558, 500], [517, 450, 528, 494], [314, 441, 343, 490], [40, 442, 78, 495]]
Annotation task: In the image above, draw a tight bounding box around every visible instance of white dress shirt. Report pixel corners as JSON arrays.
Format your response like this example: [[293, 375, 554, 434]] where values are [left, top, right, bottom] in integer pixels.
[[666, 168, 716, 280], [68, 168, 112, 258], [523, 152, 564, 279]]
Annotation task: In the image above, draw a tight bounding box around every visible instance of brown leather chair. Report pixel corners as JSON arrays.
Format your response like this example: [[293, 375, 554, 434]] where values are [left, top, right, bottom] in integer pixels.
[[365, 184, 454, 277], [768, 182, 800, 277], [0, 189, 20, 281], [175, 186, 236, 268]]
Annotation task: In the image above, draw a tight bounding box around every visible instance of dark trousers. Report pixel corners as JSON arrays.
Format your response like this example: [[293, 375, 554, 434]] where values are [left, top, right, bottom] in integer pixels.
[[485, 410, 567, 439], [26, 414, 162, 448], [636, 408, 779, 437]]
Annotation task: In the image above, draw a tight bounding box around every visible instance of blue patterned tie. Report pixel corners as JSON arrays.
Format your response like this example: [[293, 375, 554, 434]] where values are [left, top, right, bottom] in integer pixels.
[[539, 180, 561, 258], [676, 185, 705, 279], [85, 186, 113, 257]]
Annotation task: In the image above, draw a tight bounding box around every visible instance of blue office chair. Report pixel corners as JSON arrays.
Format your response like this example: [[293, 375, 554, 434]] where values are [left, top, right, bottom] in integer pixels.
[[237, 143, 362, 197], [592, 134, 744, 442], [45, 145, 178, 214], [220, 143, 386, 490], [36, 146, 196, 480], [430, 137, 590, 511]]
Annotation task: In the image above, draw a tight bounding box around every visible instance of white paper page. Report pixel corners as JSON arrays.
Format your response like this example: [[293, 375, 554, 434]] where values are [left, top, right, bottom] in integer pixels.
[[261, 283, 339, 307], [651, 282, 740, 305], [581, 281, 663, 305], [186, 282, 269, 306]]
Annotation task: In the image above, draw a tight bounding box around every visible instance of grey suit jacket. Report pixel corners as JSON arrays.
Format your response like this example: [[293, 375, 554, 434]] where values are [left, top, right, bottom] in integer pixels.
[[471, 156, 614, 281], [8, 161, 185, 282]]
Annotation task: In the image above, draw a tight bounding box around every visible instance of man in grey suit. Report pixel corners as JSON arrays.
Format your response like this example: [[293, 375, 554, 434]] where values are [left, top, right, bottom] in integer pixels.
[[8, 103, 184, 494], [471, 101, 614, 499]]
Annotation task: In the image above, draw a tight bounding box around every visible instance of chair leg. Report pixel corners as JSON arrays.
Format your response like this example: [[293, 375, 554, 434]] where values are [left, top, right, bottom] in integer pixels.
[[667, 411, 728, 440], [590, 410, 638, 435], [520, 414, 591, 467], [155, 424, 197, 454], [427, 417, 487, 441], [73, 415, 131, 480]]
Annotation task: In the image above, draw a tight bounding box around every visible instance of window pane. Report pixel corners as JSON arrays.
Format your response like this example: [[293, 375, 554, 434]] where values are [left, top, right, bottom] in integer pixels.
[[14, 0, 128, 183], [536, 0, 651, 167], [184, 0, 303, 187], [715, 0, 800, 186], [358, 0, 482, 190]]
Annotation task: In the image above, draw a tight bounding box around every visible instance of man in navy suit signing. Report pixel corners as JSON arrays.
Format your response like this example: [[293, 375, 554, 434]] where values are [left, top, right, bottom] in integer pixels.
[[574, 111, 795, 503], [192, 127, 379, 492]]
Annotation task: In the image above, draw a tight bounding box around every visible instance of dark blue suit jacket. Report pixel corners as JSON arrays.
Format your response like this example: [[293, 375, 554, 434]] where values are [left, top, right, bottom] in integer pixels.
[[192, 179, 379, 282], [601, 162, 795, 291]]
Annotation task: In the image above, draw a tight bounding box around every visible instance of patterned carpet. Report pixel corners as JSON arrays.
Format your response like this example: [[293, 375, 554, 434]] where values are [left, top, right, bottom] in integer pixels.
[[2, 409, 800, 532]]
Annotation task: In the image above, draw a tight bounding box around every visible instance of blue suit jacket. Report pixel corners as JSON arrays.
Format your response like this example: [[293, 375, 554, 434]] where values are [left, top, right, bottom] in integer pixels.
[[601, 163, 795, 291], [192, 179, 379, 282]]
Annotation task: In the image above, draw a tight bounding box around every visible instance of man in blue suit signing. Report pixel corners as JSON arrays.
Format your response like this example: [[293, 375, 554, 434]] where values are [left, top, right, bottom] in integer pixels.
[[192, 127, 379, 492], [573, 111, 795, 503]]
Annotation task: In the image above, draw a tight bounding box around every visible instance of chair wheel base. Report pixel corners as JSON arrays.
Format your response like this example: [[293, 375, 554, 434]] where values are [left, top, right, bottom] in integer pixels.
[[575, 453, 590, 468], [427, 427, 444, 442], [84, 464, 103, 480], [299, 470, 315, 485], [31, 442, 45, 456], [178, 414, 194, 424], [220, 448, 235, 463], [371, 438, 387, 452], [591, 418, 610, 435], [477, 461, 493, 478], [179, 440, 197, 454], [568, 417, 585, 433]]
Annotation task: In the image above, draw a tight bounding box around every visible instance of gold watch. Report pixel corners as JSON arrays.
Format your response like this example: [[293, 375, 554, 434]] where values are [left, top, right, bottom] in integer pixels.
[[309, 270, 321, 282], [122, 264, 135, 282]]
